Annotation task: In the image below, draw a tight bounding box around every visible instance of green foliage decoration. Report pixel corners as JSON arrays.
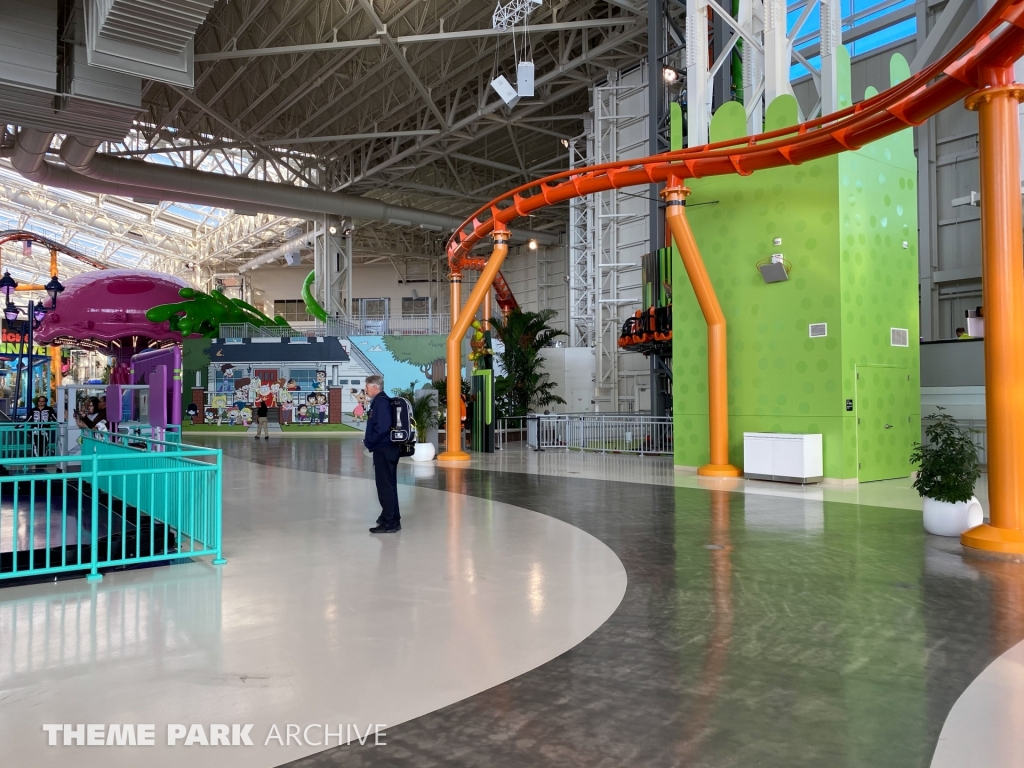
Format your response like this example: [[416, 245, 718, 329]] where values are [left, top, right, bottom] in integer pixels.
[[488, 308, 567, 417], [910, 408, 981, 503], [146, 288, 291, 339]]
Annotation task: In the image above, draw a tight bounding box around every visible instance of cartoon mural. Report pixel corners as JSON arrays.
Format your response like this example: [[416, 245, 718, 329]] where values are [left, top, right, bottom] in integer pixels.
[[182, 334, 452, 430]]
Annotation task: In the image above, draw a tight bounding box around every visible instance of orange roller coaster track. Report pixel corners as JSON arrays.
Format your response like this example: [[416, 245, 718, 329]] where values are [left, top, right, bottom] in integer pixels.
[[441, 0, 1024, 558], [448, 0, 1024, 269]]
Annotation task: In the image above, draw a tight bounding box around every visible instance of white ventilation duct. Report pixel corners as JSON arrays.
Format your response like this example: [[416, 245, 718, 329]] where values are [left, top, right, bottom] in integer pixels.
[[56, 136, 561, 243], [237, 230, 321, 273], [85, 0, 218, 86], [10, 129, 311, 219]]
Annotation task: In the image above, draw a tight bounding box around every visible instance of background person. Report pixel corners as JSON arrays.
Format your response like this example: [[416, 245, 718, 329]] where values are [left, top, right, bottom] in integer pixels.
[[29, 395, 57, 456], [75, 396, 107, 432], [363, 374, 401, 533], [255, 399, 269, 439]]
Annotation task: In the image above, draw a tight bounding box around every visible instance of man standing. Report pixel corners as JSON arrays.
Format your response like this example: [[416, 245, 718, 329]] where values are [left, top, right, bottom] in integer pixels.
[[363, 374, 401, 533], [255, 399, 269, 439]]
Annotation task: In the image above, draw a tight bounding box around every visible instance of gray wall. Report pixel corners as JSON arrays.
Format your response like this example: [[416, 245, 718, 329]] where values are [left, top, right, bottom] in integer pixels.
[[920, 339, 985, 386]]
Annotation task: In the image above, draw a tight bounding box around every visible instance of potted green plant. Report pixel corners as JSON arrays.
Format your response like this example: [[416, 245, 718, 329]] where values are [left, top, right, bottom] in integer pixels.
[[910, 409, 983, 536]]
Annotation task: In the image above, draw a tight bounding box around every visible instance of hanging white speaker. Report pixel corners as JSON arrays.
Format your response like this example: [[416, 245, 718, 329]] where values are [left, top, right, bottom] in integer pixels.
[[517, 60, 535, 97], [490, 75, 520, 107]]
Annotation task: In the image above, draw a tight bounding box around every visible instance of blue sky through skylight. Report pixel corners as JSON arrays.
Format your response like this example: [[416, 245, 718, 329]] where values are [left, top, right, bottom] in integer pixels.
[[789, 0, 916, 80]]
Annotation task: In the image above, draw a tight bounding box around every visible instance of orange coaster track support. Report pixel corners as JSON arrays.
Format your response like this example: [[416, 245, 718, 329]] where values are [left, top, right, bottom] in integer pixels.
[[960, 70, 1024, 556], [663, 182, 740, 477]]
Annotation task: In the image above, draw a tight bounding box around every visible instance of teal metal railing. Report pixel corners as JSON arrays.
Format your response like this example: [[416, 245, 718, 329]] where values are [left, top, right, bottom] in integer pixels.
[[0, 422, 60, 460], [1, 430, 223, 583]]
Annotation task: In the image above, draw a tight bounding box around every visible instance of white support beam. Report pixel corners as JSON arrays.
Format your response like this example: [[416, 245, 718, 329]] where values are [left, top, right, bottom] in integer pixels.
[[740, 0, 765, 133], [686, 0, 712, 146], [819, 0, 843, 114], [764, 0, 796, 106]]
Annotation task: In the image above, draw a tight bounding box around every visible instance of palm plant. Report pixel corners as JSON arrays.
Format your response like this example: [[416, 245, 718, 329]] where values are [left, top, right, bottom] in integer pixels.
[[488, 309, 567, 417]]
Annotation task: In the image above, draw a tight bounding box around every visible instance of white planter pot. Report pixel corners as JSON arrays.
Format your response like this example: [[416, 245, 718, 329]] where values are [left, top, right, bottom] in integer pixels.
[[412, 442, 436, 462], [923, 495, 983, 537]]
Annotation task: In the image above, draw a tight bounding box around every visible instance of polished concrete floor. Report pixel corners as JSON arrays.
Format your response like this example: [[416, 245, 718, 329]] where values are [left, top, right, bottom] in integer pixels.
[[211, 438, 1021, 768], [2, 436, 1020, 768], [0, 447, 625, 767]]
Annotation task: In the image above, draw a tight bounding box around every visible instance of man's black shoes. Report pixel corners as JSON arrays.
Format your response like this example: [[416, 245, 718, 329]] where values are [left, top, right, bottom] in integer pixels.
[[369, 523, 401, 534]]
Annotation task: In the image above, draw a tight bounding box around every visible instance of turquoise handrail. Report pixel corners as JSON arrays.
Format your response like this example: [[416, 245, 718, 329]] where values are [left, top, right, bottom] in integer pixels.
[[0, 428, 225, 583]]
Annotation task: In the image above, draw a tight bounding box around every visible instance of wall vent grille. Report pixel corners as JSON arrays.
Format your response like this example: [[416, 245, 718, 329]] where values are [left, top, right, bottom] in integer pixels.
[[809, 323, 828, 338], [891, 328, 909, 347]]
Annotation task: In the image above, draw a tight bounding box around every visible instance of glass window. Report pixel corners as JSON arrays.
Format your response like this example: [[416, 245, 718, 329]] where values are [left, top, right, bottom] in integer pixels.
[[401, 297, 435, 316], [355, 298, 388, 317], [288, 369, 319, 391], [274, 300, 313, 322]]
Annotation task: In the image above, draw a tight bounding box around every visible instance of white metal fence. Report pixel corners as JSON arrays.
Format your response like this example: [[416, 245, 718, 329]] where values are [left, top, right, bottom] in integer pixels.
[[518, 413, 673, 455], [496, 416, 528, 450], [348, 314, 451, 335], [221, 314, 450, 339], [219, 320, 357, 339]]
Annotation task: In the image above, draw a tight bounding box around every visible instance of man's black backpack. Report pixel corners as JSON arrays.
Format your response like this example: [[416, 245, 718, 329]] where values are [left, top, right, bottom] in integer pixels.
[[390, 396, 418, 457]]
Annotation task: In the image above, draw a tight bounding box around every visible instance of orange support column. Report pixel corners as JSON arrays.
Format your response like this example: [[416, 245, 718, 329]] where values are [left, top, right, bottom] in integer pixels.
[[445, 271, 463, 456], [961, 72, 1024, 555], [439, 226, 510, 461], [663, 182, 740, 477]]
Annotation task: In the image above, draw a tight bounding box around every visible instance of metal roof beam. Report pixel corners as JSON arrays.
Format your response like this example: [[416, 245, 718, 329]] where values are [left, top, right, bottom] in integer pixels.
[[193, 18, 639, 61]]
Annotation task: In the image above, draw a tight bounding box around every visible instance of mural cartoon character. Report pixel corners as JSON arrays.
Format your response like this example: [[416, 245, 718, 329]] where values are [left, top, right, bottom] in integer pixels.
[[218, 363, 236, 392], [314, 369, 327, 392], [305, 393, 319, 424], [278, 384, 294, 422], [227, 407, 239, 426], [239, 407, 253, 427], [233, 377, 251, 410], [351, 389, 366, 422], [186, 403, 199, 425], [251, 382, 272, 408], [316, 392, 328, 423]]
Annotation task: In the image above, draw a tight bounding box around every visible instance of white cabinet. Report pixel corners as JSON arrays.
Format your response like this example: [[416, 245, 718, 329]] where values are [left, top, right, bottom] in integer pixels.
[[743, 433, 823, 484]]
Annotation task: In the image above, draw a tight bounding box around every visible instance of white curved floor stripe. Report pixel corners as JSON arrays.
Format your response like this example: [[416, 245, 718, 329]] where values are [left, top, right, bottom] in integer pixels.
[[0, 456, 627, 767], [931, 637, 1024, 768]]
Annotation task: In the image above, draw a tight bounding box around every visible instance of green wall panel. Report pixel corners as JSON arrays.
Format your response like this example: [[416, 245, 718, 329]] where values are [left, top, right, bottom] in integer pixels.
[[672, 52, 920, 481]]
